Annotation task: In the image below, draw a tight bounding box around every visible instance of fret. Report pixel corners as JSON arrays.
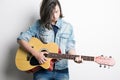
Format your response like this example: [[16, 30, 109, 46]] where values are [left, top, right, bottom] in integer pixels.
[[46, 53, 94, 61], [81, 56, 94, 61]]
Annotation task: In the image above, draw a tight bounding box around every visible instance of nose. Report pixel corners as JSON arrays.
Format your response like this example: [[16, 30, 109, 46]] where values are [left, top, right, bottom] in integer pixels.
[[53, 13, 56, 19]]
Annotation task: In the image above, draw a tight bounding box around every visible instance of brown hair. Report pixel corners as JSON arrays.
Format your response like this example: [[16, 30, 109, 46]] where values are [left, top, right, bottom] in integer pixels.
[[40, 0, 63, 29]]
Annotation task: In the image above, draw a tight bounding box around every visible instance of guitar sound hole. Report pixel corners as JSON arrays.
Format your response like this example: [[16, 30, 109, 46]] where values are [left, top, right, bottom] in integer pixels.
[[30, 49, 48, 65], [30, 57, 40, 65]]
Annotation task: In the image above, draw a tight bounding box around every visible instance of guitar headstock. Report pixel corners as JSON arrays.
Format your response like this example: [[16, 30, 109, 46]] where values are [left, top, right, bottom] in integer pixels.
[[94, 55, 115, 68]]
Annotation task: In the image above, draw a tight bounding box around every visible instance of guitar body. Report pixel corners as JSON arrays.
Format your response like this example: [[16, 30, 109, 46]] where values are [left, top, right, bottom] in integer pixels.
[[15, 37, 59, 72], [15, 37, 115, 72]]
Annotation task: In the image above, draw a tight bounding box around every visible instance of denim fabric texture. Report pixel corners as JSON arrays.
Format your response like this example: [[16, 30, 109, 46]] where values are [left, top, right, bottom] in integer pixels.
[[17, 18, 76, 70], [33, 68, 69, 80]]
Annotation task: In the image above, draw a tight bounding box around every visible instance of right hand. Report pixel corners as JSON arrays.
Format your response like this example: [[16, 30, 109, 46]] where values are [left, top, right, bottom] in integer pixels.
[[34, 51, 48, 64]]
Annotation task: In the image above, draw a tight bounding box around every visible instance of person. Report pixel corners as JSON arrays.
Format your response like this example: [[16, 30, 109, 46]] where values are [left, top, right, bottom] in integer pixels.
[[17, 0, 82, 80]]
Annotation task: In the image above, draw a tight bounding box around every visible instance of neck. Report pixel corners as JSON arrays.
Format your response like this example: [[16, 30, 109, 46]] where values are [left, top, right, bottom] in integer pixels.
[[52, 21, 57, 25], [45, 53, 95, 61]]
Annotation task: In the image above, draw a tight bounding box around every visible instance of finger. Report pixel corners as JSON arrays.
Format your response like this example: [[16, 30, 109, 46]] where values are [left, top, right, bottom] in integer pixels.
[[77, 60, 82, 63], [39, 60, 43, 64], [43, 57, 48, 61], [75, 57, 82, 63], [75, 57, 79, 61], [39, 58, 46, 64]]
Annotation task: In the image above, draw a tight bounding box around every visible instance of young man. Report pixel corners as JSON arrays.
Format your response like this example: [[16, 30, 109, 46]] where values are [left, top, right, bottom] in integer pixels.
[[17, 0, 82, 80]]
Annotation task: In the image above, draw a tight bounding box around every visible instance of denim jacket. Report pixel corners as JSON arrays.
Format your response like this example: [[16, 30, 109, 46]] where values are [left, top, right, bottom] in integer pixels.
[[17, 18, 76, 70]]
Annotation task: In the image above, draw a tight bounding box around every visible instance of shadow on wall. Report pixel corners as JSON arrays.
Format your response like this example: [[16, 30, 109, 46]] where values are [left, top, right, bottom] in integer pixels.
[[2, 17, 37, 80], [4, 42, 33, 80]]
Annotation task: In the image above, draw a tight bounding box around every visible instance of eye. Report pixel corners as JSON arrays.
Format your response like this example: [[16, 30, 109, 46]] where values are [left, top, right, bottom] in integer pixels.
[[55, 10, 58, 13]]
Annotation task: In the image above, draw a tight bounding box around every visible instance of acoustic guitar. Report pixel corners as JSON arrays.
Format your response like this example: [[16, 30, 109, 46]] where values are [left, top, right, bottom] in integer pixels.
[[15, 37, 115, 72]]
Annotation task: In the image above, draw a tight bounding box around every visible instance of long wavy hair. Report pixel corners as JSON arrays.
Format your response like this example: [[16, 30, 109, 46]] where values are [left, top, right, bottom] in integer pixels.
[[40, 0, 63, 29]]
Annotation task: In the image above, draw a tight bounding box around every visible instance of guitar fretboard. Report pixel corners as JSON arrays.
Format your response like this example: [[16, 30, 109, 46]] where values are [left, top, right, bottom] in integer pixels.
[[45, 53, 94, 61]]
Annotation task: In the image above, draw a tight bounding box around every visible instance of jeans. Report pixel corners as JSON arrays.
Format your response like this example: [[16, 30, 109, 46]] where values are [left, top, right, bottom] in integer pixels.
[[33, 68, 69, 80]]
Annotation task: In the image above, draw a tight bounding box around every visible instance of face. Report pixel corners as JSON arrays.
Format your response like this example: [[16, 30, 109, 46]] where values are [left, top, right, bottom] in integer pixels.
[[51, 4, 60, 24]]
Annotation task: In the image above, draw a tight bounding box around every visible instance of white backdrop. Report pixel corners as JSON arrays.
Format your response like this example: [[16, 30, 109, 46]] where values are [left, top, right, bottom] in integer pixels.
[[0, 0, 120, 80]]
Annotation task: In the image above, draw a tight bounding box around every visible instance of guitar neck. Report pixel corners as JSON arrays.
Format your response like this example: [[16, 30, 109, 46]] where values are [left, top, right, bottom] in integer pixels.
[[81, 56, 94, 61], [46, 53, 95, 61]]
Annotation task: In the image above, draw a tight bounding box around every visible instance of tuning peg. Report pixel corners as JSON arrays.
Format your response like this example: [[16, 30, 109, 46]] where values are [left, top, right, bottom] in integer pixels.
[[99, 64, 102, 67], [101, 55, 104, 57], [109, 56, 112, 58], [104, 65, 106, 68], [108, 66, 110, 69]]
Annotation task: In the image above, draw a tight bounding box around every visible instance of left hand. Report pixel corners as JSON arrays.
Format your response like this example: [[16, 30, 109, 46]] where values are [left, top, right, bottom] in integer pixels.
[[67, 49, 82, 63], [74, 56, 82, 63]]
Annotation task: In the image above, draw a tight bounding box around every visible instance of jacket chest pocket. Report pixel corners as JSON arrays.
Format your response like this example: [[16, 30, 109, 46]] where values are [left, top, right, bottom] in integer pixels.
[[39, 31, 54, 43], [59, 33, 70, 44]]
